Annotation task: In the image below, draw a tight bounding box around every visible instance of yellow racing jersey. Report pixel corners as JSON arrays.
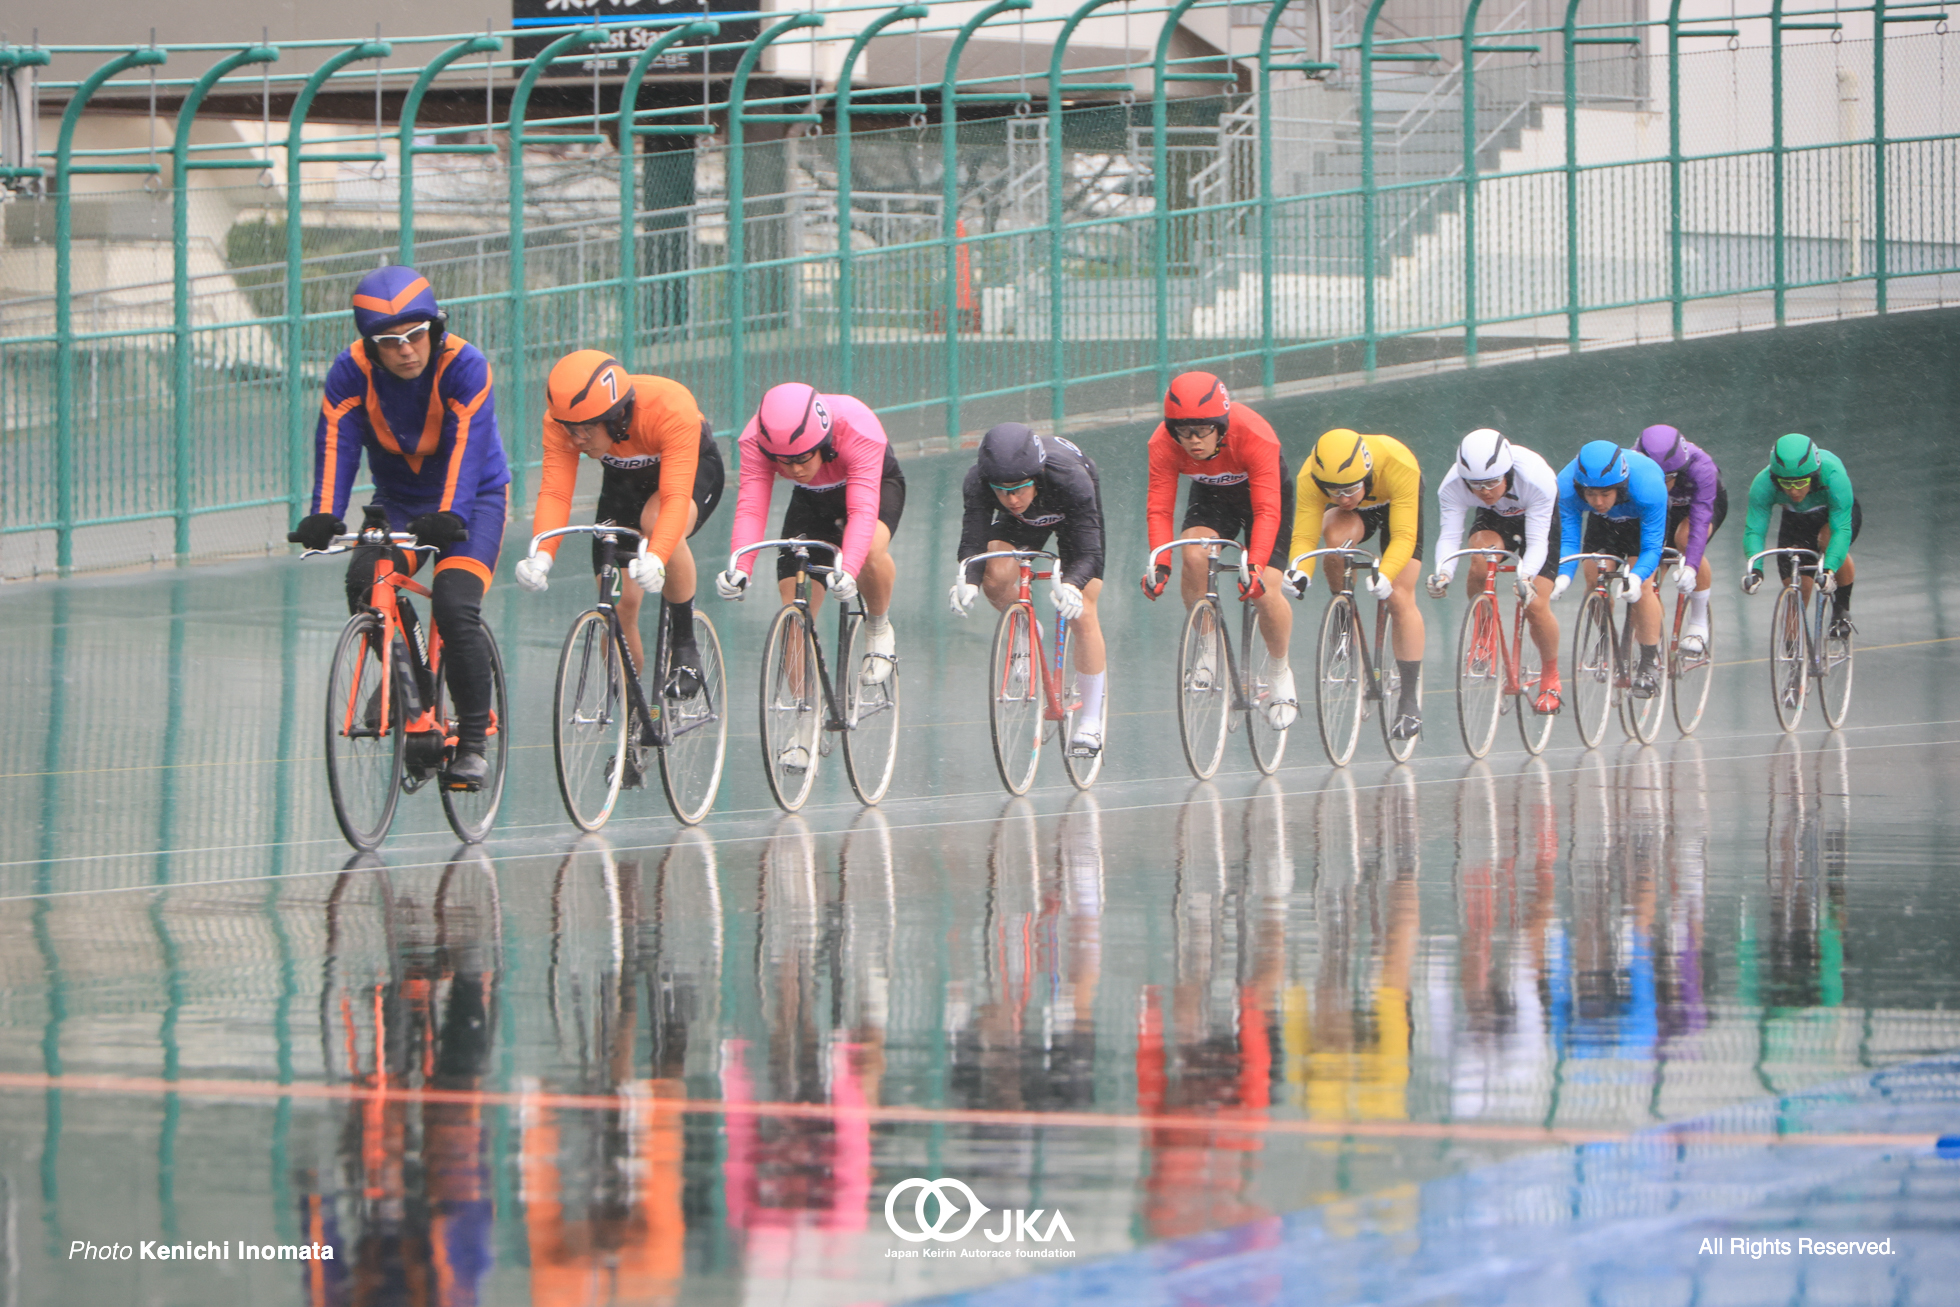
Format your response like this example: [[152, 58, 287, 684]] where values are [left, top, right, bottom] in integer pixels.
[[1291, 431, 1424, 578]]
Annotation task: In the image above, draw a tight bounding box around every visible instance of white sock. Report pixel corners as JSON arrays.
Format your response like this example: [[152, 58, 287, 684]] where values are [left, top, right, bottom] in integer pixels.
[[1079, 671, 1106, 726], [1268, 654, 1289, 674], [1688, 589, 1710, 627], [865, 612, 890, 634]]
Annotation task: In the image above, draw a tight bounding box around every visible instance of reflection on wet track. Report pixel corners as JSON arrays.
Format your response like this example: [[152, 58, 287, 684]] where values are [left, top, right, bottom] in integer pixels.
[[5, 440, 1960, 1304]]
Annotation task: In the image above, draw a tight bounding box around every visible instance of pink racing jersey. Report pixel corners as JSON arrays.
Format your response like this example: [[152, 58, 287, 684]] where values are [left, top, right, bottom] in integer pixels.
[[729, 392, 890, 577]]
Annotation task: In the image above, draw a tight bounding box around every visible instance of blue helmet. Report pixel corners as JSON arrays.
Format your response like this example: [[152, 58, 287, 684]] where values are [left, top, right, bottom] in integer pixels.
[[1571, 439, 1630, 489], [351, 265, 446, 342]]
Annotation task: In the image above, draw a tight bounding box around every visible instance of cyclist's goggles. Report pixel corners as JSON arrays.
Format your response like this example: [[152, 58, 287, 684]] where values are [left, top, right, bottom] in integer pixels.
[[368, 321, 432, 348], [1315, 478, 1367, 498], [1773, 474, 1813, 491], [989, 478, 1036, 494], [1464, 476, 1505, 492], [1168, 421, 1224, 442], [763, 442, 828, 466]]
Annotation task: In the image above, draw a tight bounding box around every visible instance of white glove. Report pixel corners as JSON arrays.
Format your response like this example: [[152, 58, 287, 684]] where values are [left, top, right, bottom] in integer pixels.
[[1610, 572, 1640, 603], [950, 580, 980, 617], [1282, 568, 1311, 598], [514, 552, 552, 592], [827, 569, 859, 604], [1052, 581, 1085, 621], [627, 554, 665, 595], [1819, 570, 1838, 595], [1669, 561, 1694, 591], [1741, 569, 1763, 596], [715, 568, 749, 601], [1366, 572, 1395, 601], [1515, 572, 1537, 602], [1550, 574, 1572, 602], [1424, 573, 1450, 600]]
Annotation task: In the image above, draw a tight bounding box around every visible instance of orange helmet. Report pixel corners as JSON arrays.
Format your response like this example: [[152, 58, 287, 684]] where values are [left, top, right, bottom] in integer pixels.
[[546, 350, 634, 441]]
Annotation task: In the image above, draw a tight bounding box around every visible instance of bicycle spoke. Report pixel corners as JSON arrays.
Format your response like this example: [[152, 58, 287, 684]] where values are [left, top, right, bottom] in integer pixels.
[[1770, 587, 1808, 732], [659, 611, 729, 825], [1456, 594, 1503, 758], [761, 606, 821, 812], [554, 609, 629, 831], [1571, 594, 1614, 749], [1177, 599, 1230, 779], [989, 604, 1044, 794], [1316, 596, 1364, 766], [325, 612, 404, 850], [440, 622, 507, 843], [843, 613, 902, 805]]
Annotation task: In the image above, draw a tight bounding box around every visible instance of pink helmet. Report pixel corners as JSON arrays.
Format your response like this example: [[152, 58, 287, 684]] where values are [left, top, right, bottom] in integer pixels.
[[754, 383, 833, 460]]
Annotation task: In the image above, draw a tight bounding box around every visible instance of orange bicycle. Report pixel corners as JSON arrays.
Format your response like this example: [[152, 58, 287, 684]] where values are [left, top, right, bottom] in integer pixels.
[[957, 548, 1104, 794], [306, 505, 508, 849], [1437, 546, 1558, 758]]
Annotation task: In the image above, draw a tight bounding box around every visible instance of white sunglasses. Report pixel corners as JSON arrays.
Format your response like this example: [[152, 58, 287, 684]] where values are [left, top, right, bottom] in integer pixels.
[[369, 322, 432, 348]]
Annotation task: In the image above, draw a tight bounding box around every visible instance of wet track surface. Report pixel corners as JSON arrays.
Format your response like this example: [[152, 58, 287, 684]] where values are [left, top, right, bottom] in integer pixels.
[[4, 362, 1960, 1304]]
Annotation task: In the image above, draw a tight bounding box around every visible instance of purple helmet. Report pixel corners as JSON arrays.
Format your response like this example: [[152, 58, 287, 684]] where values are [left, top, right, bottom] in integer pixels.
[[352, 265, 445, 340], [1636, 424, 1691, 473]]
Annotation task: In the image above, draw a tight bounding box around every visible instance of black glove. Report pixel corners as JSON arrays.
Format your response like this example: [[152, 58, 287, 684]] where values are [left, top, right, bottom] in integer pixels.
[[288, 513, 344, 551], [408, 511, 469, 548]]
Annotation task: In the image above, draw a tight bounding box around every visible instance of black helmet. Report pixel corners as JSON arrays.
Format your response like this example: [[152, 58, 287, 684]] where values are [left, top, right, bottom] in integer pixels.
[[976, 422, 1046, 486]]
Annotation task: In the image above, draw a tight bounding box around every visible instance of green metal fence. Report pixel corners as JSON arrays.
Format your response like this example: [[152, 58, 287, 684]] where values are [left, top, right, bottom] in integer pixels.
[[2, 2, 1958, 574]]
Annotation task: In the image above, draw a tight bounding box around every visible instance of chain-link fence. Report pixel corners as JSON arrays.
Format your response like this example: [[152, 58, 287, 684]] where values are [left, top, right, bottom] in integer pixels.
[[2, 6, 1958, 576]]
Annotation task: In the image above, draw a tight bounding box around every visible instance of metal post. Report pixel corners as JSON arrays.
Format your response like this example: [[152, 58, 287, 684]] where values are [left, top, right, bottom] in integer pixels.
[[1668, 0, 1684, 341], [944, 0, 1032, 442], [1048, 0, 1135, 428], [1462, 1, 1488, 362], [1562, 0, 1583, 354], [1359, 0, 1388, 375], [1258, 0, 1322, 394], [836, 6, 928, 397], [53, 47, 167, 573], [1153, 0, 1208, 395], [1771, 1, 1787, 326], [287, 41, 390, 517], [173, 44, 279, 560], [507, 25, 609, 510], [1873, 0, 1888, 311], [728, 13, 826, 429], [399, 36, 503, 263], [617, 20, 721, 369]]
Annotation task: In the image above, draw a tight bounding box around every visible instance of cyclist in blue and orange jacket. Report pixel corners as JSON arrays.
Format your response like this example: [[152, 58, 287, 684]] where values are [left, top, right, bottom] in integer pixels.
[[1556, 439, 1669, 699], [288, 265, 510, 791]]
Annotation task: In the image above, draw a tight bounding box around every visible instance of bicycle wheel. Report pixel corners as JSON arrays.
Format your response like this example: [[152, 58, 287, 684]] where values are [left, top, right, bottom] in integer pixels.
[[1819, 608, 1853, 728], [1315, 596, 1365, 767], [1570, 593, 1615, 749], [1515, 609, 1557, 756], [1671, 602, 1714, 736], [1176, 598, 1230, 780], [988, 603, 1043, 795], [1619, 621, 1668, 745], [325, 612, 406, 851], [439, 623, 507, 844], [1455, 593, 1503, 759], [760, 605, 823, 812], [1059, 648, 1105, 790], [1770, 586, 1808, 732], [658, 610, 729, 825], [1379, 606, 1419, 762], [554, 608, 629, 831], [1242, 603, 1289, 775], [842, 613, 902, 805]]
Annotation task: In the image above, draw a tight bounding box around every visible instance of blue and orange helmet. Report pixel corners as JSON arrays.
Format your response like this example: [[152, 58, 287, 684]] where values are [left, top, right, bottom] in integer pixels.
[[352, 265, 446, 344]]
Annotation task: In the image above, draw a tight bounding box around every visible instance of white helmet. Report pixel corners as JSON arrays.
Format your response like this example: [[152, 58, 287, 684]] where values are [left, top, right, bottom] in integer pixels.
[[1456, 428, 1513, 482]]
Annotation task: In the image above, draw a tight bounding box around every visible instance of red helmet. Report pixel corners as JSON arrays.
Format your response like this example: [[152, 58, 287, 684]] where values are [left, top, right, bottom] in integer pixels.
[[1163, 371, 1230, 429]]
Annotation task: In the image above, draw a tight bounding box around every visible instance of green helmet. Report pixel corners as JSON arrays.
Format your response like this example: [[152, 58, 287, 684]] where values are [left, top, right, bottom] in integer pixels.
[[1769, 433, 1821, 480]]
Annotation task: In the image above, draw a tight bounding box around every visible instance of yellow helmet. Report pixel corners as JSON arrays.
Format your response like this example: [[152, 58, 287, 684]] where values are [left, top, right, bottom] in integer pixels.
[[1308, 428, 1372, 491]]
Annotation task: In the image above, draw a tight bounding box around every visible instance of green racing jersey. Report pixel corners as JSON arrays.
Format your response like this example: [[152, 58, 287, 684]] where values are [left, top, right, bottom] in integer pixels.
[[1742, 447, 1855, 572]]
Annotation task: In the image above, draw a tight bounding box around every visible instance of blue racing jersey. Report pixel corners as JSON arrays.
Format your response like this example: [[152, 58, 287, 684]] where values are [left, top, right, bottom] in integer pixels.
[[1556, 448, 1669, 580], [309, 334, 509, 519]]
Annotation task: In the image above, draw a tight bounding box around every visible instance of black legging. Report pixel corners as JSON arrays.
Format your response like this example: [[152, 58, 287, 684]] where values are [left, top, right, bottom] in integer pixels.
[[345, 550, 493, 744]]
